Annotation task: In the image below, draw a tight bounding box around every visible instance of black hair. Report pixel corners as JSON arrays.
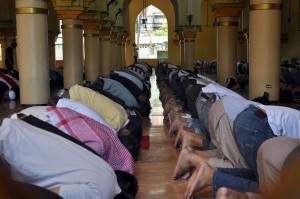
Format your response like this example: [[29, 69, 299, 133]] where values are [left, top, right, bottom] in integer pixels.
[[126, 115, 142, 142], [114, 170, 138, 197], [90, 77, 104, 89], [118, 134, 140, 161]]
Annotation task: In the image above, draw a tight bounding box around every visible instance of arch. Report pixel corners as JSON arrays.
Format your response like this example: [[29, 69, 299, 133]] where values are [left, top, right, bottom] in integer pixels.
[[135, 5, 168, 59], [126, 0, 179, 66]]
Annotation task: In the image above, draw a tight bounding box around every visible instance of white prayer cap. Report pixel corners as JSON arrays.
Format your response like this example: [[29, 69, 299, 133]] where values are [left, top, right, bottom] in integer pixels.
[[8, 90, 15, 100]]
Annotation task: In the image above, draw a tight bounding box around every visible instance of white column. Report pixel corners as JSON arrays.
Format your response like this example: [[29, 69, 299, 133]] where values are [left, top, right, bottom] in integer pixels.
[[249, 0, 282, 101], [216, 17, 239, 86], [116, 35, 123, 69], [61, 19, 83, 89], [110, 32, 117, 71], [100, 29, 111, 76], [183, 31, 197, 71], [16, 0, 50, 105], [84, 29, 100, 82]]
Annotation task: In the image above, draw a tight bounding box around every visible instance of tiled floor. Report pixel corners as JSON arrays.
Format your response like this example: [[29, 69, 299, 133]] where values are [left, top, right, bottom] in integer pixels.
[[135, 73, 187, 199]]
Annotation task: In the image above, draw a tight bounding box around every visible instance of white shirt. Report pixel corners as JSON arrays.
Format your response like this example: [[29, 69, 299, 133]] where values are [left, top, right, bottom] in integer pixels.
[[56, 98, 116, 133], [196, 74, 217, 84], [258, 105, 300, 138], [133, 63, 148, 73], [0, 118, 121, 199], [167, 63, 177, 69], [201, 83, 244, 100], [114, 70, 143, 91], [10, 106, 49, 122], [222, 96, 260, 121]]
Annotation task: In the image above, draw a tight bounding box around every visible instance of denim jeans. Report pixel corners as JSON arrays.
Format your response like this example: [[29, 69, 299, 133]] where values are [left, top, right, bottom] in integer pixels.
[[187, 118, 202, 133], [212, 168, 258, 197], [233, 104, 276, 178]]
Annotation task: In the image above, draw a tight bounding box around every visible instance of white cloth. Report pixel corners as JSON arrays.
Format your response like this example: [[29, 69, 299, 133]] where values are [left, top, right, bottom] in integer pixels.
[[177, 70, 189, 77], [201, 83, 244, 100], [8, 90, 15, 100], [0, 118, 121, 199], [114, 71, 143, 91], [222, 96, 260, 121], [56, 98, 116, 134], [188, 76, 210, 86], [258, 105, 300, 138], [167, 63, 178, 69], [10, 106, 49, 122], [133, 63, 148, 73], [168, 70, 178, 84], [196, 74, 217, 84]]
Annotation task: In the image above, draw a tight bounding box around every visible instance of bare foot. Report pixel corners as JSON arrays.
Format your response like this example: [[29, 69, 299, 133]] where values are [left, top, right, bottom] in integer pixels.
[[181, 131, 205, 149], [174, 124, 184, 147], [185, 162, 215, 199], [216, 187, 249, 199], [168, 110, 180, 123], [168, 117, 179, 136], [172, 146, 208, 180]]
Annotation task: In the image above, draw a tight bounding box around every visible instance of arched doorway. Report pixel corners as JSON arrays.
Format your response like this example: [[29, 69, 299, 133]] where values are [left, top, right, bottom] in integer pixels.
[[135, 5, 168, 59]]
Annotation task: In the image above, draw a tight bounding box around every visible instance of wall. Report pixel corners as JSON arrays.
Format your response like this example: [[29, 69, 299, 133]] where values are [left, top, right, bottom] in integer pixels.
[[195, 1, 217, 62], [195, 27, 217, 61]]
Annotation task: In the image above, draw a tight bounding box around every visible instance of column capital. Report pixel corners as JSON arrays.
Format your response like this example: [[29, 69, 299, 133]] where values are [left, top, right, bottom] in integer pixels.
[[99, 27, 111, 37], [179, 25, 201, 32], [110, 31, 118, 40], [56, 10, 83, 20], [176, 31, 184, 43], [215, 16, 239, 27], [249, 2, 282, 11], [212, 3, 244, 17], [183, 30, 197, 39], [83, 21, 100, 30]]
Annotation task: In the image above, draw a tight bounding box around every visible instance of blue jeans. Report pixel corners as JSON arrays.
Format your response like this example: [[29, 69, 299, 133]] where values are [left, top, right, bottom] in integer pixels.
[[233, 104, 276, 178], [212, 168, 258, 197], [187, 118, 202, 134]]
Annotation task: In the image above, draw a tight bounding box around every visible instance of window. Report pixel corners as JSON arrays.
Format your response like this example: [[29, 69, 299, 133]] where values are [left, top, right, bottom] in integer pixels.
[[135, 5, 168, 59]]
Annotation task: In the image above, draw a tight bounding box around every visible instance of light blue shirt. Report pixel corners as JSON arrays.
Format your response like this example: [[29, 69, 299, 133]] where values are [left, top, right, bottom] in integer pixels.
[[222, 96, 260, 121], [258, 105, 300, 138], [202, 83, 245, 100], [0, 118, 121, 199], [103, 78, 138, 107]]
